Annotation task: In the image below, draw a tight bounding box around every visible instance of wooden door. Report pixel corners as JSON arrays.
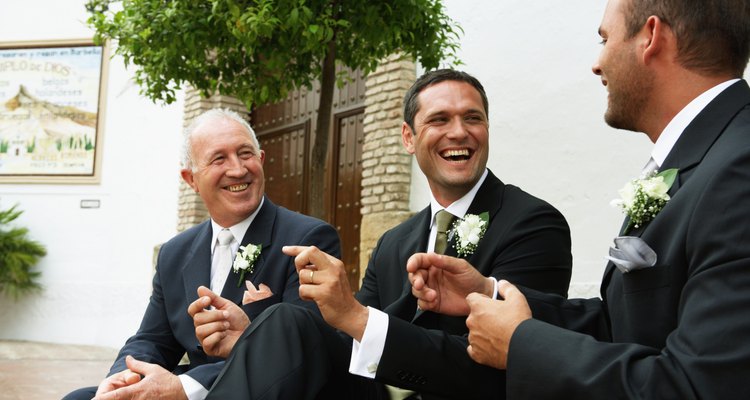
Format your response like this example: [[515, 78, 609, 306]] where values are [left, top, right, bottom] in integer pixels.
[[252, 70, 365, 290]]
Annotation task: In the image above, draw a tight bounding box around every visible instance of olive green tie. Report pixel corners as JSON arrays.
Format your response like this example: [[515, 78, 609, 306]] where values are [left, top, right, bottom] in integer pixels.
[[434, 209, 455, 254]]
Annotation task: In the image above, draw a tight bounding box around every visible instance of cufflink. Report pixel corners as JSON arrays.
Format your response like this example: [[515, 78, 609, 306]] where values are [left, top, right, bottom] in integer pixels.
[[367, 363, 378, 374]]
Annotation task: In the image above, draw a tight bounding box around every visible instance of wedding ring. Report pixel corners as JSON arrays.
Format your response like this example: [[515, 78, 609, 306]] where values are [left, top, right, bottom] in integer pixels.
[[309, 270, 315, 284]]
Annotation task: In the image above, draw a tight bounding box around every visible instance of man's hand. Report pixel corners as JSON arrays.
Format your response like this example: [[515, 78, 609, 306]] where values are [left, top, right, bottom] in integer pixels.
[[407, 252, 495, 316], [93, 356, 187, 400], [282, 245, 369, 341], [187, 286, 250, 358], [465, 280, 531, 369], [94, 366, 142, 397]]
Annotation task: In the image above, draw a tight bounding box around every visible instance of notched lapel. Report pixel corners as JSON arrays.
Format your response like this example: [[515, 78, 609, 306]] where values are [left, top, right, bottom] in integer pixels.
[[386, 209, 430, 322], [662, 81, 750, 191], [456, 171, 505, 266], [182, 222, 213, 302]]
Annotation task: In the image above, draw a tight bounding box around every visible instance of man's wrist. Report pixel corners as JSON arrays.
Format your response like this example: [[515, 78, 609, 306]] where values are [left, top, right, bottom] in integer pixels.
[[340, 304, 369, 342]]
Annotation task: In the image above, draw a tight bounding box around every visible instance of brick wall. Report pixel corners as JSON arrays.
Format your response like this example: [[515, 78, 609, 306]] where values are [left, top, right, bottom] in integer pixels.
[[359, 56, 416, 279]]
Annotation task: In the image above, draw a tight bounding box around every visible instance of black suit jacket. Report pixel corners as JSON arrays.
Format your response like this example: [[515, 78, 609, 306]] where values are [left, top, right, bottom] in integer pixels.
[[356, 170, 572, 398], [507, 80, 750, 399], [108, 197, 340, 390]]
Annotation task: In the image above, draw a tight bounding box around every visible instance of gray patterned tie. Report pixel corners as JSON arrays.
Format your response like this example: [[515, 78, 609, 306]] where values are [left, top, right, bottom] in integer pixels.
[[210, 229, 235, 294]]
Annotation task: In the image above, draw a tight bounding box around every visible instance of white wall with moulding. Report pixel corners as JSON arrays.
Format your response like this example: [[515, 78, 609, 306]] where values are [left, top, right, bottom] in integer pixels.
[[0, 0, 184, 348]]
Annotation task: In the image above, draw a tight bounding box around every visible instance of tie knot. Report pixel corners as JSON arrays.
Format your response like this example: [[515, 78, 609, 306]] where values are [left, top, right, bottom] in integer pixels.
[[218, 229, 234, 246], [435, 210, 455, 233]]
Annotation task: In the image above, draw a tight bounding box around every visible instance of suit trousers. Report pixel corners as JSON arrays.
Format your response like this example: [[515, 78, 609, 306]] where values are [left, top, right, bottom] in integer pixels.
[[207, 303, 384, 400]]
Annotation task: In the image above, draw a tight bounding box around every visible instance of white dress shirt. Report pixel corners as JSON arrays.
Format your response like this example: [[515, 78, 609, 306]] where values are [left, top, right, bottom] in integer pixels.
[[179, 198, 264, 400], [349, 170, 489, 378]]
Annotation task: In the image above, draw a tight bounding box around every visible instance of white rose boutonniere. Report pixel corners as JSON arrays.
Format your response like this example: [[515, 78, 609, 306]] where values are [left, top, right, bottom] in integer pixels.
[[233, 243, 262, 287], [610, 168, 678, 233], [450, 212, 489, 257]]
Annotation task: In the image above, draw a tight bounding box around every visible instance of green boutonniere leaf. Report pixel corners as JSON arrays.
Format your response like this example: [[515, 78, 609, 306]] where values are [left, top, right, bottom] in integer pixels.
[[656, 168, 678, 188]]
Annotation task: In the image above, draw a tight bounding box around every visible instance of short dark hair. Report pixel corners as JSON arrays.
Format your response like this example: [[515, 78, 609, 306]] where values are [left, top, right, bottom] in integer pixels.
[[624, 0, 750, 77], [403, 69, 489, 133]]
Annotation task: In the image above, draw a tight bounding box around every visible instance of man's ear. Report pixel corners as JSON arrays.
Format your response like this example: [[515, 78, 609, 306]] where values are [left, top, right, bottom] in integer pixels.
[[401, 122, 416, 155], [642, 15, 668, 65], [181, 169, 198, 192]]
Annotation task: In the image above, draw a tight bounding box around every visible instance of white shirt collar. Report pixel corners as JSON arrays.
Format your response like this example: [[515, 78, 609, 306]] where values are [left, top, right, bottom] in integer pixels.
[[210, 196, 265, 253], [650, 79, 740, 169], [429, 169, 489, 228]]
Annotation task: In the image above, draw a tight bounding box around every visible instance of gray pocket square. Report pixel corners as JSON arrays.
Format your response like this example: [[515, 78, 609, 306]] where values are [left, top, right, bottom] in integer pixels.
[[605, 236, 657, 273]]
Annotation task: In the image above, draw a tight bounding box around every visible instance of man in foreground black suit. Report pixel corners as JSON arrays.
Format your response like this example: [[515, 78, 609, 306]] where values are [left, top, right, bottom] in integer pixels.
[[409, 0, 750, 398], [64, 109, 339, 400], [190, 70, 573, 399]]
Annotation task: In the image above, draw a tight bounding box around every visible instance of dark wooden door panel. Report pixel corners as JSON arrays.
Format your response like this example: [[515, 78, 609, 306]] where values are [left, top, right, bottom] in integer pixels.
[[259, 122, 309, 213], [253, 70, 366, 290]]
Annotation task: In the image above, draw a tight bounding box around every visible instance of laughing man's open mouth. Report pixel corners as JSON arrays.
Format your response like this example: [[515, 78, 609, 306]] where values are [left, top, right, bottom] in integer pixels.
[[441, 148, 472, 162]]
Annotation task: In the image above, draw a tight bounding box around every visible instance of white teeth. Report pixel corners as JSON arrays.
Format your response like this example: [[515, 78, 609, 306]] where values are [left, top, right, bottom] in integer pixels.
[[441, 149, 470, 158], [227, 183, 249, 192]]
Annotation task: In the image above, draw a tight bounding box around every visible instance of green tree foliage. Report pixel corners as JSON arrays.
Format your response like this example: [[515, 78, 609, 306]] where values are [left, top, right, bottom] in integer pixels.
[[86, 0, 461, 219], [0, 205, 46, 299]]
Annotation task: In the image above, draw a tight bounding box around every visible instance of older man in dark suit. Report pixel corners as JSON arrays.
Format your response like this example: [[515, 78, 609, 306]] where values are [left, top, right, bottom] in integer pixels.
[[191, 69, 573, 399], [64, 109, 339, 400], [408, 0, 750, 398]]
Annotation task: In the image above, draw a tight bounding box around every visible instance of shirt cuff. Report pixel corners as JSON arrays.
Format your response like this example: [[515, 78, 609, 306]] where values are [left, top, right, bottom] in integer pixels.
[[489, 276, 499, 300], [349, 306, 389, 378], [178, 374, 208, 400]]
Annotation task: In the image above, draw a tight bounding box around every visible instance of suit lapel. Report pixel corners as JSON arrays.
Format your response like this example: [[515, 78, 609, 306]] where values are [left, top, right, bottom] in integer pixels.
[[382, 208, 430, 321], [220, 197, 277, 302], [662, 81, 750, 193], [463, 171, 505, 267], [182, 221, 213, 302]]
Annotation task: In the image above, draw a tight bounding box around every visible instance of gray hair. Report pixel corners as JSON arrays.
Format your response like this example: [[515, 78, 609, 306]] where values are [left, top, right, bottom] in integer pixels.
[[182, 109, 260, 170]]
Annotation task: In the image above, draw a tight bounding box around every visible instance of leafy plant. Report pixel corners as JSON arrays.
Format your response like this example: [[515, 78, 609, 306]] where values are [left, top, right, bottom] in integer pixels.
[[0, 205, 47, 299], [85, 0, 462, 219]]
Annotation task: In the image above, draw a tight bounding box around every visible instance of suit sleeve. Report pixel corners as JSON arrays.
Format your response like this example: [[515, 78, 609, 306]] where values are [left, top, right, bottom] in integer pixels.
[[375, 198, 572, 396], [507, 149, 750, 399], [108, 250, 186, 377]]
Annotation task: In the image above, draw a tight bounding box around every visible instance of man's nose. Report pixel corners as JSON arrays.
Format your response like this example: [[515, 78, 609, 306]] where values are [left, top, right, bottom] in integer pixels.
[[225, 157, 248, 176], [592, 61, 602, 76], [445, 117, 469, 139]]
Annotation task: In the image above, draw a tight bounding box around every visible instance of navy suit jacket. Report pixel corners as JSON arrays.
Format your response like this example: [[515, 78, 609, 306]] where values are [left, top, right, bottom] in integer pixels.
[[108, 197, 340, 389], [507, 80, 750, 399], [356, 170, 572, 399]]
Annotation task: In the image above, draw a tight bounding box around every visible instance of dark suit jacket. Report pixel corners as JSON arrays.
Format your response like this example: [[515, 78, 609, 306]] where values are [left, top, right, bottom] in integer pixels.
[[506, 80, 750, 399], [108, 197, 340, 390], [356, 170, 572, 398]]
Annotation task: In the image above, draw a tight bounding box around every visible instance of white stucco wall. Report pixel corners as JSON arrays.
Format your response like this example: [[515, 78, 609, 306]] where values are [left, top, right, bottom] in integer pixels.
[[0, 0, 183, 347], [411, 0, 748, 298]]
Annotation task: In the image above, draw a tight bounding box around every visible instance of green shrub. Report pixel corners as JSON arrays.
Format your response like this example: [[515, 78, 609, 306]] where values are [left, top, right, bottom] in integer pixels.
[[0, 205, 46, 299]]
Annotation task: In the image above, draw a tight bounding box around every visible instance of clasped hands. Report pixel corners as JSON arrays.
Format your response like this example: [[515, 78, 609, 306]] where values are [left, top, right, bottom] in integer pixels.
[[407, 252, 532, 369]]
